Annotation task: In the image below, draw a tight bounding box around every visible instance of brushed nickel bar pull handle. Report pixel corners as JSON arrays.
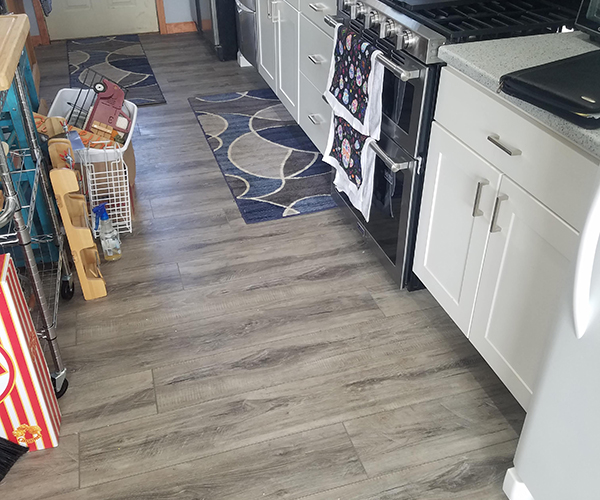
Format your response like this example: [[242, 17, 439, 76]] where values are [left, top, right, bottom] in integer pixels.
[[308, 113, 324, 125], [309, 2, 326, 11], [487, 134, 521, 156], [370, 142, 413, 173], [308, 54, 325, 65], [374, 53, 420, 82], [324, 14, 341, 28], [490, 194, 509, 233], [472, 179, 489, 218]]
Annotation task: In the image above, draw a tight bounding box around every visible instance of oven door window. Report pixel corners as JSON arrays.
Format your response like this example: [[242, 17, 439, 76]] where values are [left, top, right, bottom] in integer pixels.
[[382, 69, 415, 136], [368, 157, 404, 264], [339, 156, 405, 265]]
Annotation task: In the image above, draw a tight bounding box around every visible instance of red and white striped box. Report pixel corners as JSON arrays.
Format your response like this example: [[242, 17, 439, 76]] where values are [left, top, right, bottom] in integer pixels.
[[0, 254, 61, 450]]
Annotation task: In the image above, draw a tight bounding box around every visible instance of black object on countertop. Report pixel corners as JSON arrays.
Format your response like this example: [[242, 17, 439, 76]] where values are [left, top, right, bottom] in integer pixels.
[[499, 50, 600, 130]]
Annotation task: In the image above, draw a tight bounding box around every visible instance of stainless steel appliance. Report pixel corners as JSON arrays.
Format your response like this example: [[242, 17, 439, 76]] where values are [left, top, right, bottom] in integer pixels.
[[195, 0, 238, 61], [235, 0, 258, 66], [577, 0, 600, 41], [327, 0, 578, 289]]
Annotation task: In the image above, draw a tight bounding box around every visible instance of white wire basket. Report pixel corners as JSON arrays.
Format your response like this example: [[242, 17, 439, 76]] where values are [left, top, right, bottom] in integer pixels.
[[81, 145, 132, 238]]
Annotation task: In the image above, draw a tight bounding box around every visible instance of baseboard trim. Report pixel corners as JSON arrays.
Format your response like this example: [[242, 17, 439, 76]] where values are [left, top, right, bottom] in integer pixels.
[[503, 468, 535, 500], [164, 22, 197, 34]]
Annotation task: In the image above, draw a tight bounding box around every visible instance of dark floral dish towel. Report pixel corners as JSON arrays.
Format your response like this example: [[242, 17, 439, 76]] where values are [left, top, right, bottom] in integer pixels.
[[323, 115, 376, 222], [324, 25, 384, 139]]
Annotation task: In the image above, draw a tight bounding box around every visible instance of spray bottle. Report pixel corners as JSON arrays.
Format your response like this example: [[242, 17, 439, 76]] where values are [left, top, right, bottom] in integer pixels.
[[92, 203, 122, 261]]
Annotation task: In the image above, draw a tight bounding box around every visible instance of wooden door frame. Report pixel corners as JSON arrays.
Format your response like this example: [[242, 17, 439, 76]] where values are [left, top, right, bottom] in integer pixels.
[[156, 0, 198, 35], [31, 0, 197, 44], [31, 0, 50, 45]]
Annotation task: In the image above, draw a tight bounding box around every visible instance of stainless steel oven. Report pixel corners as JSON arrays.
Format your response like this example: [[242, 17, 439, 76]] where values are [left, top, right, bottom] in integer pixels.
[[331, 134, 420, 287], [325, 5, 441, 288]]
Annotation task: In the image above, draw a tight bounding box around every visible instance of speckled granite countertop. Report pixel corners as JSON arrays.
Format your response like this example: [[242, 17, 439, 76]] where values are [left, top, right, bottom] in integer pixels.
[[438, 32, 600, 160]]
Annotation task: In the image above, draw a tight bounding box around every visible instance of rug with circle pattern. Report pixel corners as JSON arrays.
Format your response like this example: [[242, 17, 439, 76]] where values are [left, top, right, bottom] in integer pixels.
[[189, 89, 336, 224]]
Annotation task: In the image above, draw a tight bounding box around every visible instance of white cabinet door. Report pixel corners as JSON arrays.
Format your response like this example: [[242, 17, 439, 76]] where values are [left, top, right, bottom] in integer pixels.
[[414, 122, 501, 334], [257, 0, 278, 90], [470, 176, 579, 410], [276, 0, 299, 120]]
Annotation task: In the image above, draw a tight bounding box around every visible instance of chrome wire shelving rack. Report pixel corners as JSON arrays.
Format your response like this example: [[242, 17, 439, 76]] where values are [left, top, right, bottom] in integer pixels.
[[0, 53, 73, 398]]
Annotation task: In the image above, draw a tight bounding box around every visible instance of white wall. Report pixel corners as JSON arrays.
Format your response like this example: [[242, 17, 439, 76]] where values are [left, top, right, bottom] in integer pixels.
[[164, 0, 197, 23], [22, 0, 40, 36]]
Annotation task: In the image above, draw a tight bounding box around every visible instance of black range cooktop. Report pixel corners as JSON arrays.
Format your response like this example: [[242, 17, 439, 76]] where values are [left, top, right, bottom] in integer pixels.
[[383, 0, 579, 42]]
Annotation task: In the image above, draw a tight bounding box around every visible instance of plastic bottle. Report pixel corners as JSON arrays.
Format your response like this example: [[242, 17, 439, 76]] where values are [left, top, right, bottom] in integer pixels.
[[92, 204, 122, 261]]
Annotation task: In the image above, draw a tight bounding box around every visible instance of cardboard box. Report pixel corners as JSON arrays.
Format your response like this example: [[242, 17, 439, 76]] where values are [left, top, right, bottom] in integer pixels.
[[0, 255, 61, 450]]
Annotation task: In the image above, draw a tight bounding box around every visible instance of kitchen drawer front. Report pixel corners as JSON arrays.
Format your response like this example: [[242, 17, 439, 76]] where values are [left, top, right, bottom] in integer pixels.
[[300, 14, 334, 93], [435, 67, 600, 232], [300, 0, 337, 37], [299, 71, 332, 154], [285, 0, 300, 12]]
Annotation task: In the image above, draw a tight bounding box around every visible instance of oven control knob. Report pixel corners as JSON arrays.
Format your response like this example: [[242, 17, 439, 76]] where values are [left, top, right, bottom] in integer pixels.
[[365, 10, 383, 29], [380, 19, 398, 39], [401, 29, 417, 50], [351, 1, 368, 19]]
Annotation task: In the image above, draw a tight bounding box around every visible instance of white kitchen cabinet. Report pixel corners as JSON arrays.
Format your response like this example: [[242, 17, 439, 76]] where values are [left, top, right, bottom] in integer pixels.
[[277, 0, 299, 119], [415, 66, 599, 410], [258, 0, 335, 141], [299, 14, 333, 93], [414, 122, 501, 334], [257, 0, 278, 90], [470, 176, 579, 409], [299, 72, 332, 153]]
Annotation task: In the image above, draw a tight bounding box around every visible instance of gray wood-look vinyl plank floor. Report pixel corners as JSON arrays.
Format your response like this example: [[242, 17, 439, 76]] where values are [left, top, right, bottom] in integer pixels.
[[0, 32, 525, 498]]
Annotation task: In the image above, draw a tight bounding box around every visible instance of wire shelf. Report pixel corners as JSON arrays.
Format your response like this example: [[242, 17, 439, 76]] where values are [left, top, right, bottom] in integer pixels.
[[3, 232, 65, 334], [82, 146, 132, 237], [0, 148, 44, 247]]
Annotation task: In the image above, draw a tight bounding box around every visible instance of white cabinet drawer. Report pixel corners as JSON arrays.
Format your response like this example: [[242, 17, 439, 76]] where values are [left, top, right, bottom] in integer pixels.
[[299, 71, 332, 154], [299, 0, 337, 37], [435, 67, 600, 231], [285, 0, 300, 11], [300, 14, 334, 93]]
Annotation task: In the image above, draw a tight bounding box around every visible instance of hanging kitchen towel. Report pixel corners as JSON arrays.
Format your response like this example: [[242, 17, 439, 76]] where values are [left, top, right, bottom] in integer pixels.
[[324, 25, 385, 139], [324, 114, 376, 222]]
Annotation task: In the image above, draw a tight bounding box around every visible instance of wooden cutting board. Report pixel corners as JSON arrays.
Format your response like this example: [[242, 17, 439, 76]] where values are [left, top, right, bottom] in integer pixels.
[[0, 14, 30, 91]]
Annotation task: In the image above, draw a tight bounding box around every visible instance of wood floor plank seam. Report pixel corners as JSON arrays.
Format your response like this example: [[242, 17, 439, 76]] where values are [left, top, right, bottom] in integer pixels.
[[293, 437, 520, 500], [342, 421, 369, 478], [77, 432, 81, 490]]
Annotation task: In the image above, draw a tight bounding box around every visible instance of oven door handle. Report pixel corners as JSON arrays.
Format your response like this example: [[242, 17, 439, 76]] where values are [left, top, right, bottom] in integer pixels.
[[375, 54, 420, 82], [324, 14, 342, 28], [370, 141, 412, 173]]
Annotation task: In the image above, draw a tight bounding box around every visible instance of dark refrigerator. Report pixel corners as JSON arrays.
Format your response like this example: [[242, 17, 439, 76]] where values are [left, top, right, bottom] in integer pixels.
[[195, 0, 238, 61]]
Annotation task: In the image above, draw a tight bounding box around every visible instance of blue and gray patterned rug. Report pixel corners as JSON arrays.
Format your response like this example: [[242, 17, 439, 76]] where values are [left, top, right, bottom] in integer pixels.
[[67, 34, 166, 106], [189, 89, 336, 224]]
